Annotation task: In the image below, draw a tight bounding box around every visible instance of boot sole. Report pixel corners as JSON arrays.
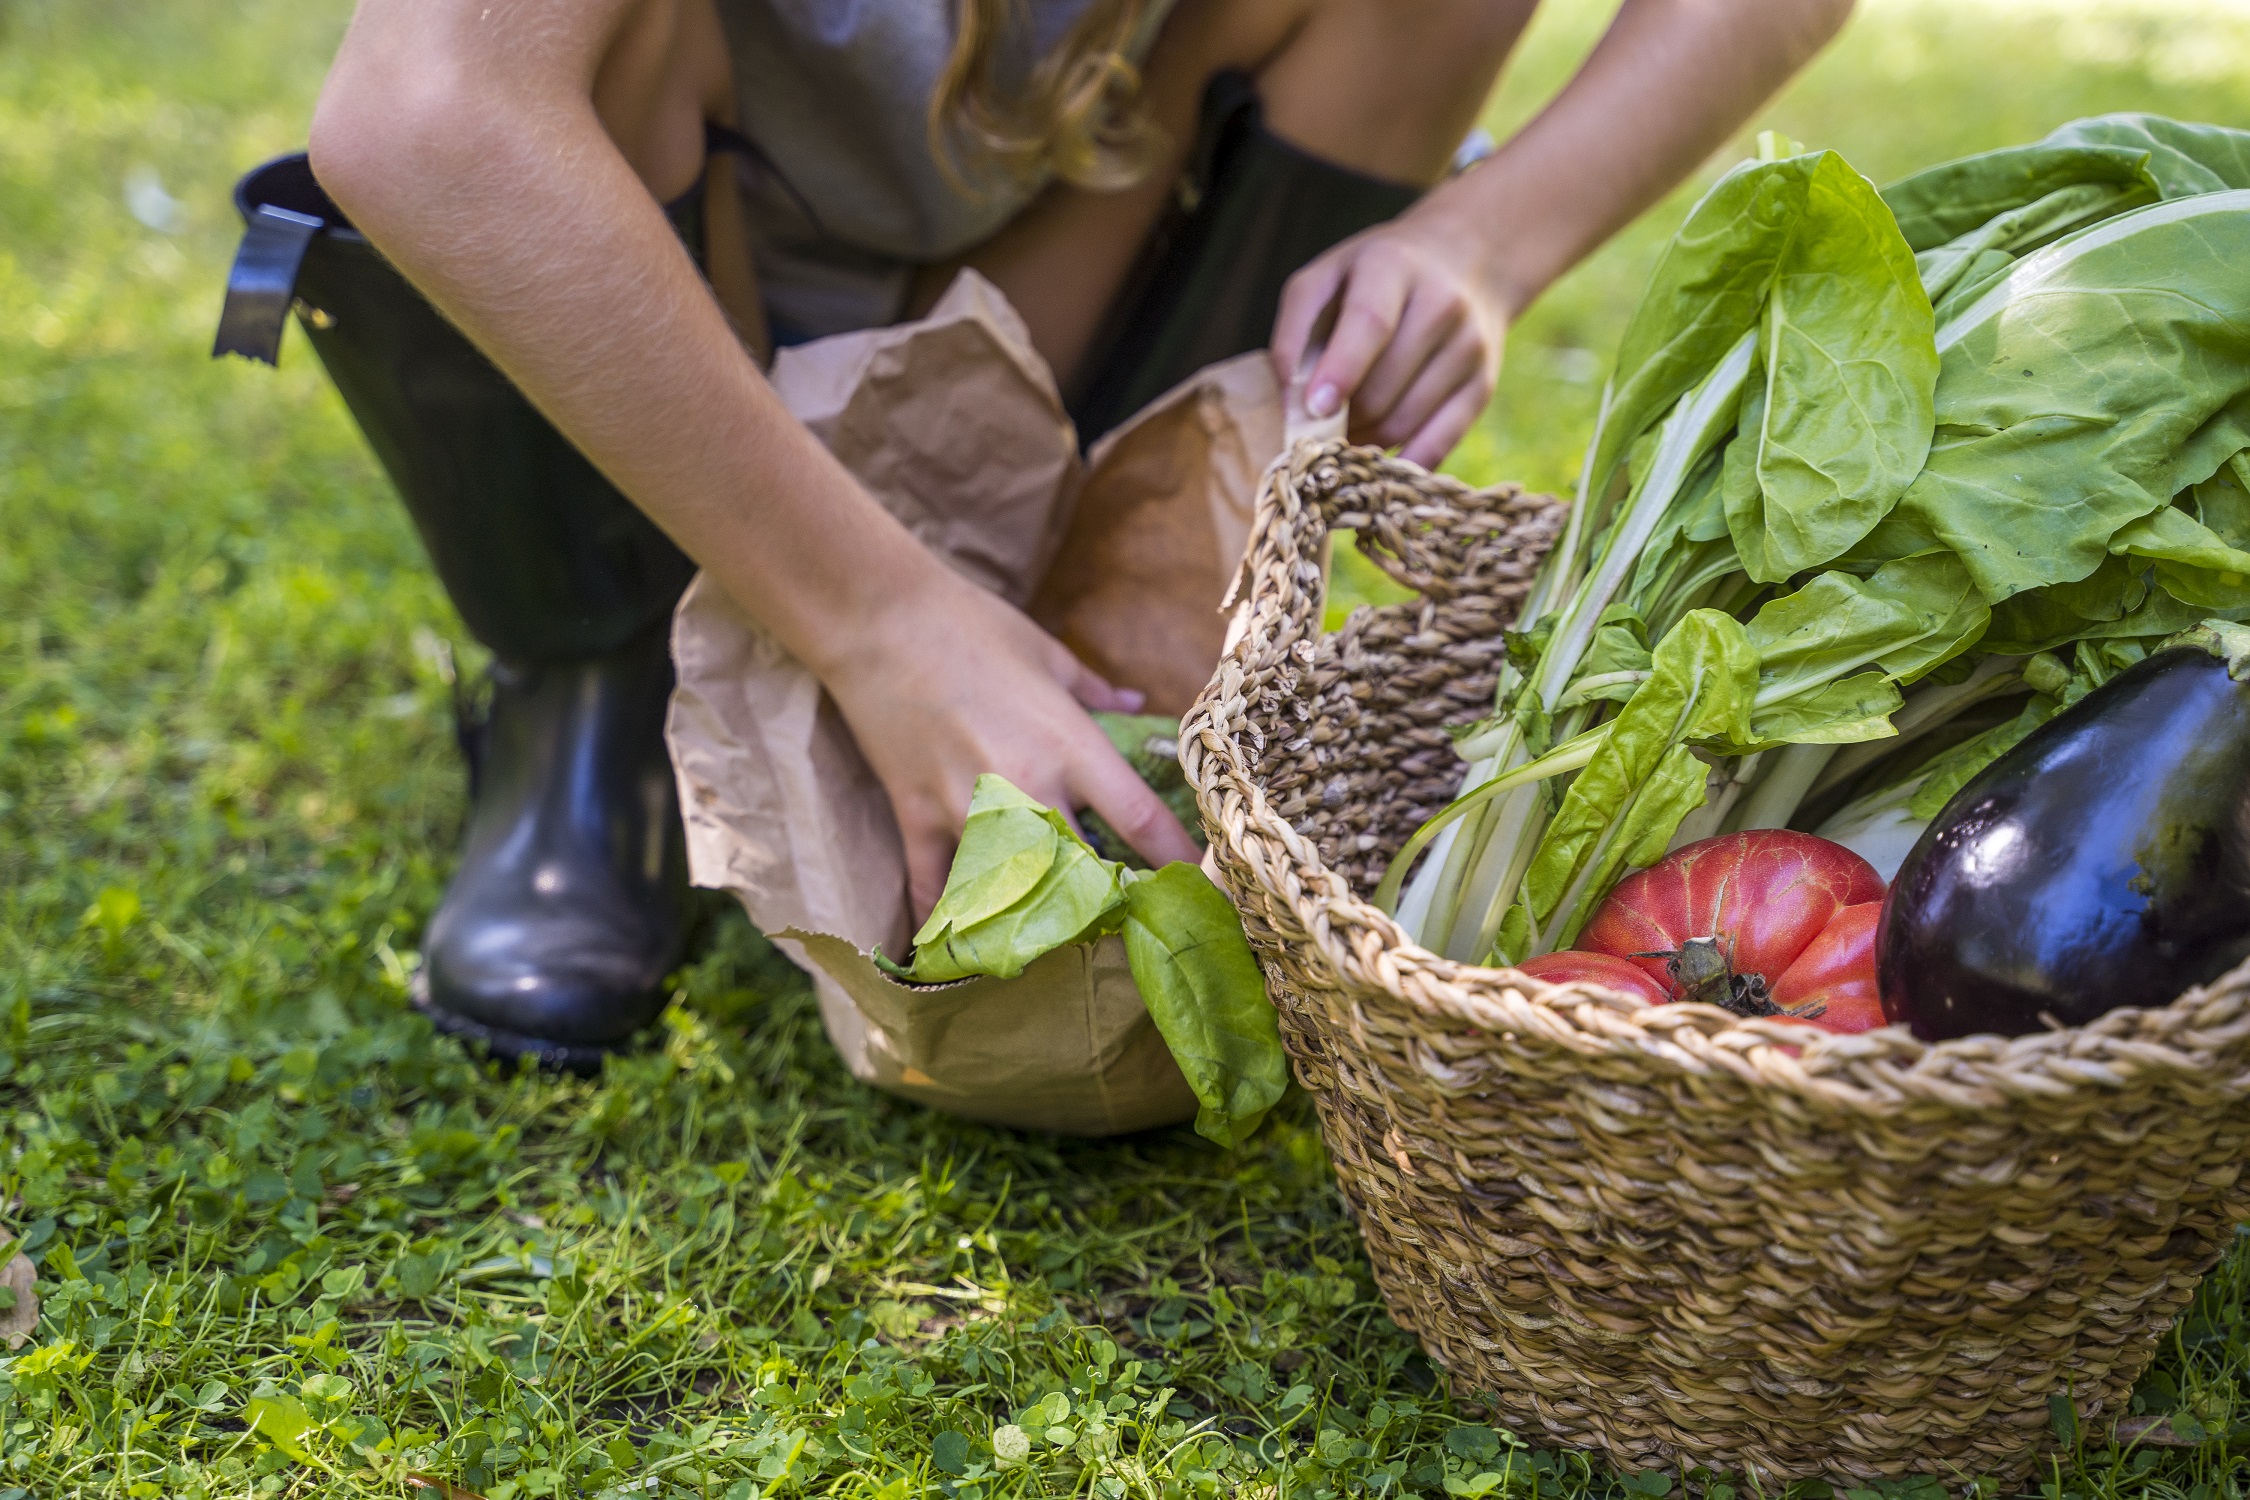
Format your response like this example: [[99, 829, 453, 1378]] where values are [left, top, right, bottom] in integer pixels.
[[411, 972, 639, 1077]]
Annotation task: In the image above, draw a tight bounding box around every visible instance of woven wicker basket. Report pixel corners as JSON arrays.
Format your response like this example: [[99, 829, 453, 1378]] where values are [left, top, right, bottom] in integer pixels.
[[1180, 438, 2250, 1483]]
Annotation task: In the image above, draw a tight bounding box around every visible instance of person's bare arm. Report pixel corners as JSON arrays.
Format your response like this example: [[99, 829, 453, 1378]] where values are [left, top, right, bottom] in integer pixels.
[[310, 0, 1199, 917], [1273, 0, 1857, 467]]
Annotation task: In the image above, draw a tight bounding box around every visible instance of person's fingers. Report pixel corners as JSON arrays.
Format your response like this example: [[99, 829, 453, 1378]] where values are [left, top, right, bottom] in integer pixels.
[[1374, 326, 1488, 451], [1304, 252, 1413, 421], [1351, 285, 1466, 434], [903, 815, 959, 926], [1050, 647, 1145, 714], [1070, 742, 1202, 869], [1270, 251, 1349, 390], [1398, 373, 1495, 471]]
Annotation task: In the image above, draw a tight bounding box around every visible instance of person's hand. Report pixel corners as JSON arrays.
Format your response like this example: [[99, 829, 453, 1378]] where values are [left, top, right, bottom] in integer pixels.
[[815, 569, 1203, 922], [1270, 202, 1511, 470]]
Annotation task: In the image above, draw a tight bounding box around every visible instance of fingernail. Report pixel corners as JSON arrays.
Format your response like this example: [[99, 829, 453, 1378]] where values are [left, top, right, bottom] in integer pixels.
[[1307, 383, 1341, 418], [1117, 689, 1146, 711]]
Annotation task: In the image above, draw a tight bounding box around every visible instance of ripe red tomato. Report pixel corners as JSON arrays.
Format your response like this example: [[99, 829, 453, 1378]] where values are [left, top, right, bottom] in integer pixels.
[[1515, 950, 1672, 1005], [1768, 900, 1884, 1032], [1576, 831, 1888, 1032]]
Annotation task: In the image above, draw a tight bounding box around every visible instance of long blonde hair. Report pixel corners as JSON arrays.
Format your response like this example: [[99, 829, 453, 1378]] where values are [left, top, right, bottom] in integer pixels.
[[928, 0, 1167, 193]]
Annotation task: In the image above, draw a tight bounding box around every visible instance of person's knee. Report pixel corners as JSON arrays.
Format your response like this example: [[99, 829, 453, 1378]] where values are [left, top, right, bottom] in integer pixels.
[[1308, 0, 1536, 67], [1256, 0, 1530, 182], [1787, 0, 1857, 62], [591, 0, 735, 200]]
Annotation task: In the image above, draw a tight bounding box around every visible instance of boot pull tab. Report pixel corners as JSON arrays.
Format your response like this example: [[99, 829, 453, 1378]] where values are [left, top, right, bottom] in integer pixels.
[[212, 204, 324, 365]]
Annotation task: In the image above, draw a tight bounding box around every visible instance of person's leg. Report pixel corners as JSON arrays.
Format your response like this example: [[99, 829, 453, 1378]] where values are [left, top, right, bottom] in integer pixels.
[[219, 0, 750, 1071], [942, 0, 1536, 403]]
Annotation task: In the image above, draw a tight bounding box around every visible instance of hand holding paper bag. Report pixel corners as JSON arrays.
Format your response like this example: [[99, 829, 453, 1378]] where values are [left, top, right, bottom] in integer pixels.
[[667, 272, 1289, 1135]]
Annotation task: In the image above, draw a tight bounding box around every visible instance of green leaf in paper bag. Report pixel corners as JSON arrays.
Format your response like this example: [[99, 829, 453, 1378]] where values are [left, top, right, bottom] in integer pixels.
[[909, 776, 1123, 983], [903, 775, 1287, 1146], [1120, 863, 1288, 1148]]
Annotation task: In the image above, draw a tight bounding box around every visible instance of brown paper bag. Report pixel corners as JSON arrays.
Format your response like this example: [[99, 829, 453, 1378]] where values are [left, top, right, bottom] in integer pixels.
[[666, 271, 1283, 1134]]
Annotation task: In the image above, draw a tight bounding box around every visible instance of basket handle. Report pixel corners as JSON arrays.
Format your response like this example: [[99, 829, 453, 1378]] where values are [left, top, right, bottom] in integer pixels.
[[1225, 431, 1540, 667]]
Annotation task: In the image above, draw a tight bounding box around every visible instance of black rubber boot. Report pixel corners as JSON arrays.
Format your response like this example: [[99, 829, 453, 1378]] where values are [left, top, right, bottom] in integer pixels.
[[423, 624, 685, 1072], [216, 154, 694, 1070], [1067, 72, 1423, 444]]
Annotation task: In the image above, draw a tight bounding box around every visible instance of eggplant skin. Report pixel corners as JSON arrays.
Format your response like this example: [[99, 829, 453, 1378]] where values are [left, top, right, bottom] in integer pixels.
[[1878, 647, 2250, 1041]]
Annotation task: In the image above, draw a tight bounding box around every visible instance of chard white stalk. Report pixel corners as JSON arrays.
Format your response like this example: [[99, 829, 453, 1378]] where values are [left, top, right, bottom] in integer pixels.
[[1406, 333, 1758, 961], [1726, 743, 1839, 832], [1802, 655, 2022, 804], [1813, 773, 1930, 881], [1392, 386, 1618, 942], [1664, 751, 1765, 851]]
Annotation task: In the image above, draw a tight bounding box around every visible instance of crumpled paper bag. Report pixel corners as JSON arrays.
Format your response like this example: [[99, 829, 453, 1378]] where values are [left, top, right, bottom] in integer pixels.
[[666, 270, 1283, 1134]]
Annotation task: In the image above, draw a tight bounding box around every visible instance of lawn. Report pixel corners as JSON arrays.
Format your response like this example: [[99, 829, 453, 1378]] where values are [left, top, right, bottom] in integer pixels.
[[9, 1, 2250, 1496]]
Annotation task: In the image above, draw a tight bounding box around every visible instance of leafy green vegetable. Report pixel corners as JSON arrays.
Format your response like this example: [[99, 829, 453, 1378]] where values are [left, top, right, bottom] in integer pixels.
[[1393, 116, 2250, 957], [1731, 151, 1937, 580], [1881, 141, 2159, 252], [2112, 506, 2250, 608], [2044, 114, 2250, 198], [1745, 554, 1987, 700], [1500, 610, 1757, 958], [909, 778, 1121, 983], [1585, 153, 1815, 513], [1119, 863, 1289, 1148], [906, 775, 1284, 1147], [1876, 112, 2250, 253], [1886, 189, 2250, 602]]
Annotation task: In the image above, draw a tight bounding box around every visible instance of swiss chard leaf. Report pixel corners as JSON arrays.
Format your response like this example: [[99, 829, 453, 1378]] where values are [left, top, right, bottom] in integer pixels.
[[1929, 248, 2016, 325], [1507, 610, 1759, 957], [2190, 455, 2250, 549], [2043, 114, 2250, 198], [1746, 553, 1990, 700], [2111, 504, 2250, 608], [1589, 155, 1826, 512], [906, 777, 1285, 1147], [1733, 150, 1938, 580], [909, 776, 1123, 983], [1881, 140, 2158, 252], [1983, 557, 2229, 653], [1915, 181, 2143, 304], [1747, 671, 1903, 747], [1119, 863, 1289, 1148], [1900, 190, 2250, 602]]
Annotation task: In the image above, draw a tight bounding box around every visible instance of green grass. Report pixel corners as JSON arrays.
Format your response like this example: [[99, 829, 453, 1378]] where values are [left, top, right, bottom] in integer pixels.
[[10, 0, 2250, 1495]]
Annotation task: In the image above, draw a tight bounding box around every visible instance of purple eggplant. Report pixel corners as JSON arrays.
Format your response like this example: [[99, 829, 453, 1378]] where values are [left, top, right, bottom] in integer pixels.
[[1878, 644, 2250, 1041]]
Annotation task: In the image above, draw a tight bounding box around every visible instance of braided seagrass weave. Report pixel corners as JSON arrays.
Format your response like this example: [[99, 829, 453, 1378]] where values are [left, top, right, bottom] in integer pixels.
[[1181, 438, 2250, 1483]]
